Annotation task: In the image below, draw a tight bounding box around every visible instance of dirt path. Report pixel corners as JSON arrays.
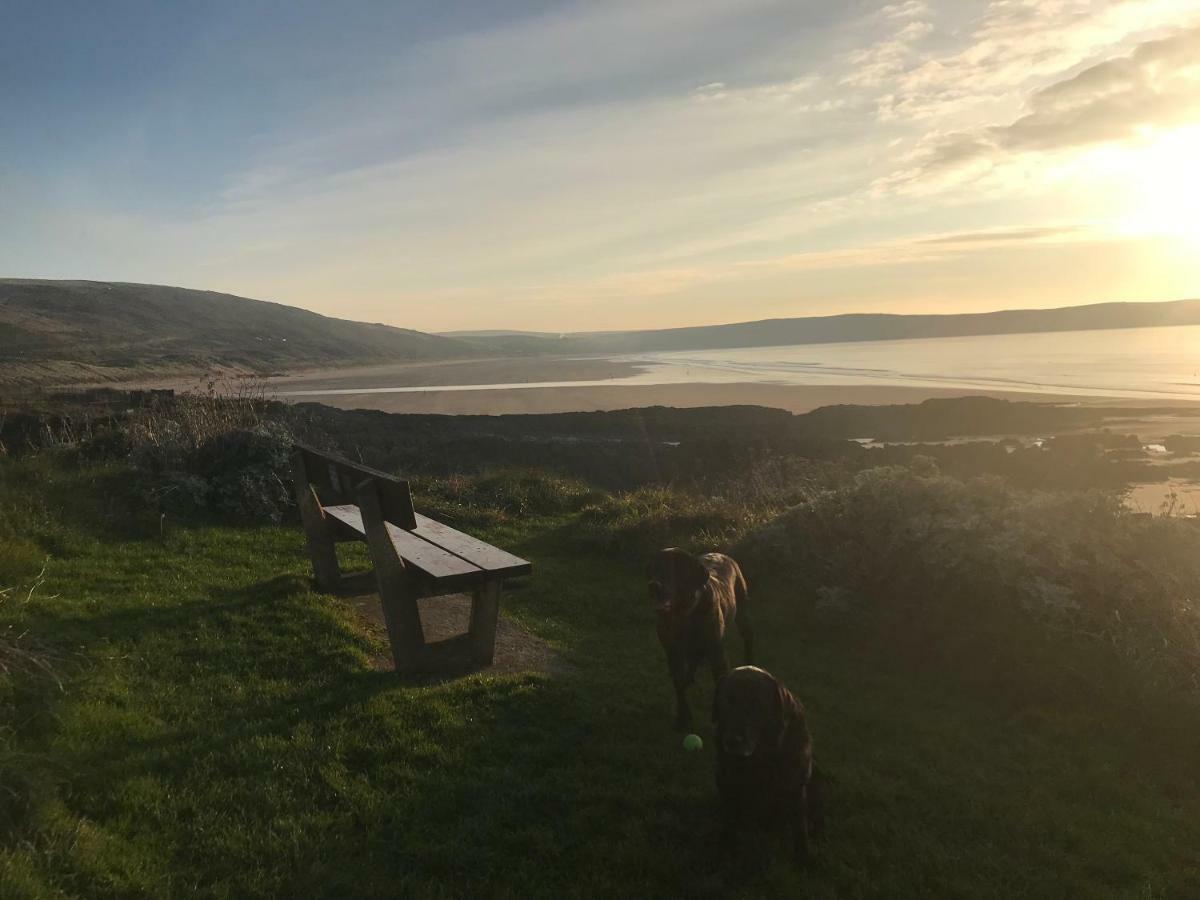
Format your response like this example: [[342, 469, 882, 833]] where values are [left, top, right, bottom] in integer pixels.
[[345, 590, 570, 682]]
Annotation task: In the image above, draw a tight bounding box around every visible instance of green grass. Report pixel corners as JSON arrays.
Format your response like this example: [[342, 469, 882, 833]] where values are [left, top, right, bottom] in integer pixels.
[[1, 457, 1198, 898]]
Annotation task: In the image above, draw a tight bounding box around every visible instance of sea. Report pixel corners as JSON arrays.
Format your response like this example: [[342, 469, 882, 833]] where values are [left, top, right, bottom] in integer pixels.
[[280, 324, 1200, 402]]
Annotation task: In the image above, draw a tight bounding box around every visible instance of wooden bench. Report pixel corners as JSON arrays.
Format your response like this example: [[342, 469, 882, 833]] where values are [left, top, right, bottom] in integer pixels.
[[290, 444, 532, 674]]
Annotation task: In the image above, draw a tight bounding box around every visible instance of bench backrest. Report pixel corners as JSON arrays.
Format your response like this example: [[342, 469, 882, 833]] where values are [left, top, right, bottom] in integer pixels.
[[293, 443, 417, 530]]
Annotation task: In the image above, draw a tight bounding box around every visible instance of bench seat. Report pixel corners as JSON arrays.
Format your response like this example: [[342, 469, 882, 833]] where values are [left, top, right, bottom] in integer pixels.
[[322, 505, 531, 591]]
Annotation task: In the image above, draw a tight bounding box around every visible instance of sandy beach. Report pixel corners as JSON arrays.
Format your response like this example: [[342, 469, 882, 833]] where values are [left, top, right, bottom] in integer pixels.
[[107, 352, 1200, 427], [262, 355, 641, 392], [256, 353, 1200, 420]]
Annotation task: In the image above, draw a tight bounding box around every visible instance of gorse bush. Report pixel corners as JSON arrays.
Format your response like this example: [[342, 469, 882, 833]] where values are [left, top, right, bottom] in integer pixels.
[[414, 470, 602, 528], [562, 456, 837, 556], [736, 467, 1200, 708], [109, 386, 299, 523], [572, 487, 764, 555], [134, 421, 297, 523]]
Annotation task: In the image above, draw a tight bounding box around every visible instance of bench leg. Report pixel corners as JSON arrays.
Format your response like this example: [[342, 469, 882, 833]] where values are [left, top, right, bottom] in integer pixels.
[[291, 453, 341, 590], [357, 478, 427, 672], [378, 575, 427, 673], [468, 577, 502, 666]]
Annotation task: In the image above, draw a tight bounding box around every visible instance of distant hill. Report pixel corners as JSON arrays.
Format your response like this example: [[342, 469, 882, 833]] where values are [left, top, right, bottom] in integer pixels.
[[0, 279, 477, 386], [467, 299, 1200, 355], [7, 279, 1200, 389]]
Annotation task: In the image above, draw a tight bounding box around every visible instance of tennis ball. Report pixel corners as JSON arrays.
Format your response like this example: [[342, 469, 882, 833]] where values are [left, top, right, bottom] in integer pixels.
[[683, 733, 703, 752]]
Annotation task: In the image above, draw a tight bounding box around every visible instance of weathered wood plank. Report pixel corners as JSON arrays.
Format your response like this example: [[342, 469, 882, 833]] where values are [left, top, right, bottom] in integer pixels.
[[411, 513, 532, 578], [322, 503, 366, 534], [297, 444, 416, 529], [356, 480, 425, 669], [323, 504, 484, 585]]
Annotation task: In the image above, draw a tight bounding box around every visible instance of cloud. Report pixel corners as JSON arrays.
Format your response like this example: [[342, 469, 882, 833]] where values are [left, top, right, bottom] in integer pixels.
[[916, 225, 1085, 245], [841, 6, 935, 88], [1001, 25, 1200, 148], [8, 0, 1200, 331], [880, 1, 932, 19], [885, 23, 1200, 188], [875, 0, 1194, 123]]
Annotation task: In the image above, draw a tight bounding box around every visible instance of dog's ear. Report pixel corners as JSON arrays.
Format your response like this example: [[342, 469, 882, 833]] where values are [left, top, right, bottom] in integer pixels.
[[772, 678, 806, 744], [647, 548, 675, 581], [669, 549, 709, 594]]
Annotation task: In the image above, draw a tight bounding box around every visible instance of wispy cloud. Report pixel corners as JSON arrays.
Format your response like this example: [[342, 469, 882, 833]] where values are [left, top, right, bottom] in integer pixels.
[[4, 0, 1199, 331], [882, 22, 1200, 191]]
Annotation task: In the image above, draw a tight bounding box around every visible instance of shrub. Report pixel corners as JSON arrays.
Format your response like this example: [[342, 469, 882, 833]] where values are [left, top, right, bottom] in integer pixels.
[[193, 423, 296, 522], [570, 487, 772, 556], [736, 467, 1200, 708], [137, 421, 296, 523], [119, 390, 299, 523], [413, 470, 602, 528]]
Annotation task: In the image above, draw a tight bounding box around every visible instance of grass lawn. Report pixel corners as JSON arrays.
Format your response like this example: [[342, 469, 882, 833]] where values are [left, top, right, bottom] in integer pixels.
[[1, 457, 1198, 898]]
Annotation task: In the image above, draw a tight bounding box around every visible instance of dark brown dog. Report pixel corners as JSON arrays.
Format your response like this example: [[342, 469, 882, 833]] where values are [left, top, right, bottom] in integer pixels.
[[647, 548, 752, 732], [713, 665, 823, 865]]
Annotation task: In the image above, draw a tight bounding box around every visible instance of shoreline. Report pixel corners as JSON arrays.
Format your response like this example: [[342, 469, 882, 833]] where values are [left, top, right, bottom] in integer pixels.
[[31, 353, 1200, 424]]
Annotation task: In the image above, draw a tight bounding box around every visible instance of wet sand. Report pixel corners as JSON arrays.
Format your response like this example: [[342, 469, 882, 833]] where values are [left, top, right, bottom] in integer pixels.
[[262, 355, 1200, 419], [112, 353, 1200, 425]]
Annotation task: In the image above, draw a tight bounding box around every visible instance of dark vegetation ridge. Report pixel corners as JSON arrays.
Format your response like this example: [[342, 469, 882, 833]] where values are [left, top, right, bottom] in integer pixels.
[[0, 279, 479, 386], [2, 391, 1199, 895]]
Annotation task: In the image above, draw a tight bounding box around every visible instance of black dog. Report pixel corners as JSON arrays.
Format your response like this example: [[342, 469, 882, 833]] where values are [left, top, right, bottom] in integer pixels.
[[713, 665, 823, 865]]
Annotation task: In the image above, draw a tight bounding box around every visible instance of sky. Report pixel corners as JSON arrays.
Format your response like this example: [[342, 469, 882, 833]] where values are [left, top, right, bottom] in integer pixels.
[[3, 0, 1200, 333]]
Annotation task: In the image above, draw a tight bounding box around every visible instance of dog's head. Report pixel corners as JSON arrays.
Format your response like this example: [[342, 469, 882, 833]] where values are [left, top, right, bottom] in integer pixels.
[[646, 547, 709, 613], [713, 666, 792, 758]]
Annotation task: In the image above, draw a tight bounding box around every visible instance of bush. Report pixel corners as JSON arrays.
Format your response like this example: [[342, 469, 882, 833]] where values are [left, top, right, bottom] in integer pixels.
[[736, 467, 1200, 708], [193, 424, 295, 522], [118, 394, 298, 523], [414, 471, 602, 528], [570, 487, 772, 556], [139, 421, 296, 523]]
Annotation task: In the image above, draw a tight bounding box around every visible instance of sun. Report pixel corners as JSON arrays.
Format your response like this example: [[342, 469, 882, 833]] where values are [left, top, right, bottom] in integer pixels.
[[1110, 126, 1200, 249]]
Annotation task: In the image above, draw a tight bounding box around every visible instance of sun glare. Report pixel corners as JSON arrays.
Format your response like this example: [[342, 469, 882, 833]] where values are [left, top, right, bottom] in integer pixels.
[[1109, 126, 1200, 249]]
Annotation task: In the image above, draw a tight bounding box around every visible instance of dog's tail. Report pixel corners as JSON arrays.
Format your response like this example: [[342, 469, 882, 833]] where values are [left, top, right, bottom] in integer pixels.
[[732, 561, 753, 664]]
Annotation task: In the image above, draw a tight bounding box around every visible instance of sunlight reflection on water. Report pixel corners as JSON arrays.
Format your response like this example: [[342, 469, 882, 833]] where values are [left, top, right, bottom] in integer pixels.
[[278, 323, 1200, 400]]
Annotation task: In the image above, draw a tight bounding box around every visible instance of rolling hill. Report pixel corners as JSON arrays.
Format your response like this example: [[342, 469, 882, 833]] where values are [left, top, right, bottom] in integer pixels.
[[0, 279, 478, 386], [7, 279, 1200, 389], [457, 298, 1200, 355]]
